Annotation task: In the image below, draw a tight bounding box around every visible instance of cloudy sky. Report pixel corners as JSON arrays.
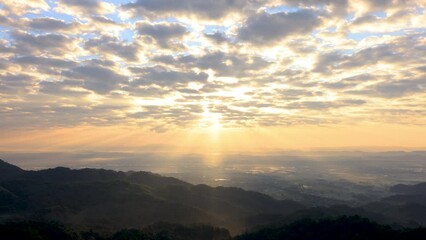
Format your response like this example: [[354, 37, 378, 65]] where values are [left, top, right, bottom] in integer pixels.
[[1, 0, 426, 153]]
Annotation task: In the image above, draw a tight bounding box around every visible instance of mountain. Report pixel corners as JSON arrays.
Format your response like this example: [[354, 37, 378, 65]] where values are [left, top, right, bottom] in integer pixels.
[[0, 221, 232, 240], [235, 216, 426, 240], [0, 161, 303, 234], [362, 182, 426, 226], [1, 160, 426, 235], [0, 159, 25, 181], [1, 217, 425, 240], [390, 183, 426, 195]]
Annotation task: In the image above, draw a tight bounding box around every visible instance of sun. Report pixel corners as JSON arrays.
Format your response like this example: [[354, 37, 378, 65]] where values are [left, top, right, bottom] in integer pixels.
[[199, 105, 222, 133]]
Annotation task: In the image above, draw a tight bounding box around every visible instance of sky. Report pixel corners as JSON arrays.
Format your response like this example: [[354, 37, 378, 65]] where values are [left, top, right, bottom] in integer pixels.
[[1, 0, 426, 155]]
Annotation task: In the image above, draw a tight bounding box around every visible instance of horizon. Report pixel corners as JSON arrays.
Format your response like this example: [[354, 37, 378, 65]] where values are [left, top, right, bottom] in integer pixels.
[[2, 150, 425, 188]]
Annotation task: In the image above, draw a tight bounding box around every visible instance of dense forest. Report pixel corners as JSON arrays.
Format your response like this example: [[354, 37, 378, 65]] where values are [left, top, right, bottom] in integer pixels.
[[1, 216, 426, 240]]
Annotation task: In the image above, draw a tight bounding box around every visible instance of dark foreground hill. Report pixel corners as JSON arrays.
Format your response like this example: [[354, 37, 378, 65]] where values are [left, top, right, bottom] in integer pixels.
[[0, 159, 25, 181], [0, 221, 231, 240], [1, 216, 426, 240], [235, 216, 426, 240], [0, 159, 302, 234]]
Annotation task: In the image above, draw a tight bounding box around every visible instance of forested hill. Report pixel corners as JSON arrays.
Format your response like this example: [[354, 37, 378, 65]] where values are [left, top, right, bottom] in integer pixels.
[[0, 159, 302, 234], [1, 216, 426, 240], [1, 159, 426, 238]]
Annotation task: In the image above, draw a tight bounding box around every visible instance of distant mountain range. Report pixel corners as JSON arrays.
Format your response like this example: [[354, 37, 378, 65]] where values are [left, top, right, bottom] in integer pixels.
[[1, 158, 425, 237]]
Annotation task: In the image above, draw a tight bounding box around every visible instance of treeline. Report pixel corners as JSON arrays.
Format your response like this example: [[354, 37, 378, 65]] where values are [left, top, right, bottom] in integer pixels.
[[0, 221, 230, 240], [236, 216, 426, 240], [1, 216, 426, 240]]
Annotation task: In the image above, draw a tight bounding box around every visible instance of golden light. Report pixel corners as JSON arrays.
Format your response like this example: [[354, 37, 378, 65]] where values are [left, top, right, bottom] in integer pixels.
[[199, 103, 222, 133]]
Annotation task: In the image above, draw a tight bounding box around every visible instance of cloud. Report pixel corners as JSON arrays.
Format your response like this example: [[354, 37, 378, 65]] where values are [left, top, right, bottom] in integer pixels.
[[13, 55, 77, 76], [38, 80, 87, 97], [55, 0, 115, 16], [0, 0, 49, 15], [322, 81, 358, 90], [123, 0, 260, 20], [27, 17, 78, 32], [352, 14, 380, 25], [0, 13, 23, 29], [14, 56, 77, 69], [0, 73, 36, 94], [10, 31, 78, 56], [204, 32, 229, 44], [88, 16, 126, 31], [129, 66, 208, 87], [283, 0, 349, 15], [90, 16, 120, 25], [347, 79, 426, 99], [122, 85, 170, 97], [0, 0, 425, 131], [339, 45, 401, 68], [286, 99, 366, 110], [0, 98, 130, 129], [357, 0, 410, 11], [127, 104, 203, 129], [313, 51, 344, 73], [276, 88, 318, 100], [238, 10, 321, 45], [417, 66, 426, 72], [63, 65, 127, 94], [135, 21, 188, 48], [313, 38, 422, 74], [165, 51, 271, 77], [84, 36, 141, 61], [0, 60, 10, 70]]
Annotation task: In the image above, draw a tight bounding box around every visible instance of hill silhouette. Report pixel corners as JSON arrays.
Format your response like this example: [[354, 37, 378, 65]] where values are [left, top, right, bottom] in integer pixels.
[[235, 216, 426, 240], [363, 182, 426, 226], [1, 159, 426, 236], [0, 159, 25, 181], [0, 160, 302, 234], [1, 217, 425, 240], [391, 182, 426, 195]]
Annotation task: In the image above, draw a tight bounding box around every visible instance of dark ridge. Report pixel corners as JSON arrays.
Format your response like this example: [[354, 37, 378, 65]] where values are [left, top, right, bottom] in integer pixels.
[[0, 160, 303, 234], [0, 159, 25, 181], [2, 216, 424, 240], [1, 160, 425, 234], [235, 216, 426, 240], [391, 183, 426, 195]]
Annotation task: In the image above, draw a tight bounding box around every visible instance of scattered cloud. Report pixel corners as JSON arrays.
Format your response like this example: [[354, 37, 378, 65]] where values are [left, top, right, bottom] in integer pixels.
[[63, 65, 127, 94], [0, 0, 425, 132], [55, 0, 115, 16], [238, 10, 321, 45], [135, 21, 188, 48], [122, 0, 261, 20]]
